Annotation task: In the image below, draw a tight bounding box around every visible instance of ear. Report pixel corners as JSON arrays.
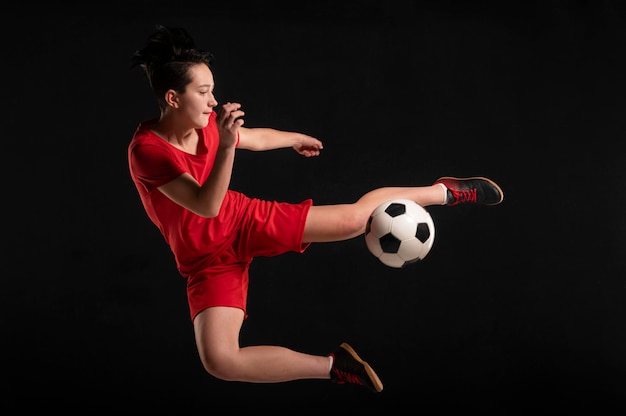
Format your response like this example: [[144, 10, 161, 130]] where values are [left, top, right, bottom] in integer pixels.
[[164, 89, 180, 108]]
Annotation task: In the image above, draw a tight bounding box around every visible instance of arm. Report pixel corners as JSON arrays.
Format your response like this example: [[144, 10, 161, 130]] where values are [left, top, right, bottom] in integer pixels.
[[158, 103, 243, 218], [237, 126, 323, 157]]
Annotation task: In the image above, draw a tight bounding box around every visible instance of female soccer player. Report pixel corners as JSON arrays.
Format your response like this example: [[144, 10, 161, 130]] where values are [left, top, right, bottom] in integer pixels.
[[128, 25, 504, 393]]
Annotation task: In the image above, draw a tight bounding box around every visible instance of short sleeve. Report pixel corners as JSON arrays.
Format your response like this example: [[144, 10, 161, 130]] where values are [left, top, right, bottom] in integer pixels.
[[129, 142, 185, 191]]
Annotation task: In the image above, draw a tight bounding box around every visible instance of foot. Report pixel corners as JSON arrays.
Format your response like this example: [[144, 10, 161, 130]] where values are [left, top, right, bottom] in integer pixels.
[[329, 343, 383, 393], [434, 176, 504, 206]]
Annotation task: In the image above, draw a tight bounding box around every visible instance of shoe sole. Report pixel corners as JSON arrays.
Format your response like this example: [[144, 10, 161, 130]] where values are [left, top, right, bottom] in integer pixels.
[[340, 342, 384, 392], [436, 176, 504, 205]]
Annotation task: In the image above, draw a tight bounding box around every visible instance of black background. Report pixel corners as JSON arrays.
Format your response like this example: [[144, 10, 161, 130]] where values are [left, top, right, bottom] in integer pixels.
[[3, 0, 626, 413]]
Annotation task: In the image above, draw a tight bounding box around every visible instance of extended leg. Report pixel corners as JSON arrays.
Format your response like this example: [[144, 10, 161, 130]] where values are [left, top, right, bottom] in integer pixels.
[[302, 177, 503, 243]]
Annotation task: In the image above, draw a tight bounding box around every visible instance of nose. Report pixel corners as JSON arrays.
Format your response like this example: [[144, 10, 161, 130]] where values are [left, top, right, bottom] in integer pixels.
[[209, 94, 218, 108]]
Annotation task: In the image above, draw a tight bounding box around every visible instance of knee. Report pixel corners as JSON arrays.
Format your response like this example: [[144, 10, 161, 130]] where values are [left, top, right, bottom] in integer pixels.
[[197, 348, 238, 381], [344, 211, 369, 237]]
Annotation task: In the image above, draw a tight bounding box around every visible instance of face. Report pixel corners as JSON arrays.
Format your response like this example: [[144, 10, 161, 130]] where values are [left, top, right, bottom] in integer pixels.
[[175, 63, 218, 128]]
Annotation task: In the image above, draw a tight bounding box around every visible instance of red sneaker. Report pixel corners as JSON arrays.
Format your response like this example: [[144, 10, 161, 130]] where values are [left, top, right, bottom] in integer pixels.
[[434, 176, 504, 206], [329, 343, 383, 393]]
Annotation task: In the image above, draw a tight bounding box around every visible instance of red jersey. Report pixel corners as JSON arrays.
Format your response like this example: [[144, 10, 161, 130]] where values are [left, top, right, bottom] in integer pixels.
[[128, 112, 312, 319], [128, 112, 245, 277]]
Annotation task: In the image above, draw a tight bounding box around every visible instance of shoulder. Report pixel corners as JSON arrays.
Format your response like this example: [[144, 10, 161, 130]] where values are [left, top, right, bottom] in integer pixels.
[[129, 122, 174, 164], [131, 119, 166, 149]]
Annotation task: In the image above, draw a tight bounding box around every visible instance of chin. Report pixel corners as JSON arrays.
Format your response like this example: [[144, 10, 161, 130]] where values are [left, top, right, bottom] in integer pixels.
[[197, 117, 210, 128]]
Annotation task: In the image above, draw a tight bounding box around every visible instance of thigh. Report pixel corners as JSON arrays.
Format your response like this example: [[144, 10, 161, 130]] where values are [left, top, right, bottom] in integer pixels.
[[193, 306, 245, 353], [240, 198, 312, 257], [303, 203, 358, 243], [186, 265, 250, 321]]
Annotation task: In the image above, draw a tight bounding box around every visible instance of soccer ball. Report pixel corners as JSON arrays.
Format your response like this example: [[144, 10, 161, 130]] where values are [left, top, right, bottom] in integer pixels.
[[365, 199, 435, 268]]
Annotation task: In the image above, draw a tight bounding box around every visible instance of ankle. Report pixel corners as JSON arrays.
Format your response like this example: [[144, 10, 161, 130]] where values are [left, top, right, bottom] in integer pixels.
[[436, 183, 448, 205]]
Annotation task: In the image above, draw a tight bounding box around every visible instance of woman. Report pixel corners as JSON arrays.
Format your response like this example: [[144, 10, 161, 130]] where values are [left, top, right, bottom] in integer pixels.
[[128, 25, 503, 393]]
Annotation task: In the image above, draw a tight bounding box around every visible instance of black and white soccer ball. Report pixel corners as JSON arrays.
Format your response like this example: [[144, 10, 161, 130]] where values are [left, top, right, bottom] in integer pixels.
[[365, 199, 435, 268]]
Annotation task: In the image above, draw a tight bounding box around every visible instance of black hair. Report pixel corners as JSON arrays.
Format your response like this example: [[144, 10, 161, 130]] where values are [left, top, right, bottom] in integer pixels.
[[132, 25, 214, 111]]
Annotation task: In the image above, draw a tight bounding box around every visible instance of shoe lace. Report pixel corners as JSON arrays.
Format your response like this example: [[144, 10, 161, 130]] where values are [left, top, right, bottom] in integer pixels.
[[331, 368, 363, 386], [452, 187, 476, 204]]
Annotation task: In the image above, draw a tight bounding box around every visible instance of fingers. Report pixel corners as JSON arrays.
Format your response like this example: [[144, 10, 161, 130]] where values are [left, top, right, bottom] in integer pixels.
[[296, 144, 322, 157], [217, 102, 245, 126], [219, 101, 241, 113], [296, 136, 323, 157]]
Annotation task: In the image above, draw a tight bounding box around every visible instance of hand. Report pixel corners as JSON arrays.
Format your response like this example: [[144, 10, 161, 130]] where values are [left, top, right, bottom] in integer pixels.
[[293, 134, 323, 157], [216, 102, 245, 148]]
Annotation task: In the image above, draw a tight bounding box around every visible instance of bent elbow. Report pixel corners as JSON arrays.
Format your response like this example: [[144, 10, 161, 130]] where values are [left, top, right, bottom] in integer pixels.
[[193, 204, 221, 218]]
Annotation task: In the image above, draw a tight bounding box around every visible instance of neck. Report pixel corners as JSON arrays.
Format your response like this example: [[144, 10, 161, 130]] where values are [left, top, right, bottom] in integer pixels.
[[153, 115, 195, 145], [151, 115, 199, 154]]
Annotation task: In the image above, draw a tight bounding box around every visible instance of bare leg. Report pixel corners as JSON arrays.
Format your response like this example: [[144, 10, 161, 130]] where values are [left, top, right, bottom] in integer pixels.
[[192, 179, 501, 386], [303, 184, 446, 243], [194, 306, 331, 382]]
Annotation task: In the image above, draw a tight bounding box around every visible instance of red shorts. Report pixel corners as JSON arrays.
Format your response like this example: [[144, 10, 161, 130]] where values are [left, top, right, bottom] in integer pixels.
[[186, 197, 312, 322]]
